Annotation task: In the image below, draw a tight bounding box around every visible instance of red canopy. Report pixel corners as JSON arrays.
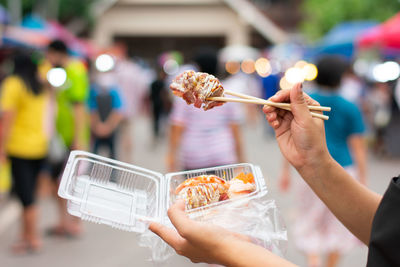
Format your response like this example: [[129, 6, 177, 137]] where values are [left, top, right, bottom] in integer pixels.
[[357, 12, 400, 50]]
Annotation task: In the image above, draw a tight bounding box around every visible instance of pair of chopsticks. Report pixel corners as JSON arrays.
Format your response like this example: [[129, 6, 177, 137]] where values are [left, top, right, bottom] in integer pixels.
[[207, 90, 330, 120]]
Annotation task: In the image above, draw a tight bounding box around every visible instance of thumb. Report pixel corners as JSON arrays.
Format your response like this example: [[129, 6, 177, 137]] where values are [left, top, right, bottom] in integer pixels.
[[290, 83, 311, 120]]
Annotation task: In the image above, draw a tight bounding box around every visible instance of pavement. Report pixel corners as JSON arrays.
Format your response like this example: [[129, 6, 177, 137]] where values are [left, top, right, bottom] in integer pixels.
[[1, 115, 399, 267]]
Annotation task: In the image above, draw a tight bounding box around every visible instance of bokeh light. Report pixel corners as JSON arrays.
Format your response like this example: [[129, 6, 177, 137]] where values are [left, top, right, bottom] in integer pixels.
[[294, 60, 308, 69], [163, 59, 179, 75], [95, 54, 115, 72], [372, 61, 400, 82], [241, 59, 255, 74], [47, 67, 67, 87], [285, 67, 304, 84], [279, 76, 293, 90], [303, 63, 318, 81], [225, 61, 240, 75], [255, 58, 271, 77]]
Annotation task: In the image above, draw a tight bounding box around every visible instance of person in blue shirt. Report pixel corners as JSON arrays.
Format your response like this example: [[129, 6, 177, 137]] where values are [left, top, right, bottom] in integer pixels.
[[278, 55, 367, 267], [88, 71, 124, 159]]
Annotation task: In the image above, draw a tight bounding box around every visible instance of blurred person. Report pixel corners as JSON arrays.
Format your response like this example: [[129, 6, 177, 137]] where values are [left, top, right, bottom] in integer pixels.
[[339, 67, 365, 107], [0, 53, 49, 253], [112, 43, 150, 163], [261, 73, 280, 136], [366, 82, 392, 155], [222, 71, 263, 126], [89, 71, 124, 159], [167, 50, 245, 171], [45, 40, 89, 237], [149, 68, 170, 142], [279, 56, 367, 267], [150, 83, 397, 266]]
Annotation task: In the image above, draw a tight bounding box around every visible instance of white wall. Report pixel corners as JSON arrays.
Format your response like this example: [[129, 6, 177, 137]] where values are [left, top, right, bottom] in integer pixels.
[[93, 3, 250, 47]]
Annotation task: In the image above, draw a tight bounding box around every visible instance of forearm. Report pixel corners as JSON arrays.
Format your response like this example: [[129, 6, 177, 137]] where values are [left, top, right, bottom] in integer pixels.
[[104, 112, 123, 133], [0, 112, 14, 154], [90, 113, 100, 131], [219, 238, 297, 267], [349, 135, 367, 185], [73, 103, 87, 146], [168, 124, 183, 156], [230, 123, 245, 162], [298, 156, 381, 244]]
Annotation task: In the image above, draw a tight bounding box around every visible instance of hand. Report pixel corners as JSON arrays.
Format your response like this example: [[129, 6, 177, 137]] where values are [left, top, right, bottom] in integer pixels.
[[149, 200, 249, 265], [263, 83, 330, 172], [95, 123, 111, 138]]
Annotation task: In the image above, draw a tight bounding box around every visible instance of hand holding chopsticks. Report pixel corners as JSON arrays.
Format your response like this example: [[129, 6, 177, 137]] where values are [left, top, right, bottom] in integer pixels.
[[207, 89, 330, 120]]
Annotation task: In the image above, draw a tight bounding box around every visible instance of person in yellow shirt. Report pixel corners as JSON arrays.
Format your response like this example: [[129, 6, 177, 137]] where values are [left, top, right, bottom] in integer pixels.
[[0, 53, 49, 254]]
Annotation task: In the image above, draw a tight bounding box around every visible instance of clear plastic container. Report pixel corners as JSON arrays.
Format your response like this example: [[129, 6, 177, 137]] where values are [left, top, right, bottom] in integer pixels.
[[58, 150, 267, 233]]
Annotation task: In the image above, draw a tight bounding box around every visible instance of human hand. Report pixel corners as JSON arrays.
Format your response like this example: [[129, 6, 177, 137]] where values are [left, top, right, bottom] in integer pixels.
[[263, 83, 330, 173], [95, 123, 111, 138], [149, 200, 249, 265]]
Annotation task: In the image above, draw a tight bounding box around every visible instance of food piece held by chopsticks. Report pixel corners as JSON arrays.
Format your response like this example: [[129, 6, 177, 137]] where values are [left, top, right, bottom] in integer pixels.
[[170, 70, 225, 110]]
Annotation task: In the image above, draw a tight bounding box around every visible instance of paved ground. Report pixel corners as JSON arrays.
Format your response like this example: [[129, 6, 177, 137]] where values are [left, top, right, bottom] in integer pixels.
[[1, 116, 399, 267]]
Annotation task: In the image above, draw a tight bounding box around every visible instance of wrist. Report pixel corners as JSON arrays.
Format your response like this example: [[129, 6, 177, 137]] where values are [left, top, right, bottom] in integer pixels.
[[297, 152, 335, 182]]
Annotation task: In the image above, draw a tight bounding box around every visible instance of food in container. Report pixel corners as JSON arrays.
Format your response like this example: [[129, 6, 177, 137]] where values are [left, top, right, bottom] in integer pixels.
[[174, 173, 256, 209]]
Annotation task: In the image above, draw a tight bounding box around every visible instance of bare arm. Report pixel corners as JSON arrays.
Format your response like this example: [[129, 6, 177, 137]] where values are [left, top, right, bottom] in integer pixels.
[[263, 83, 382, 244], [348, 135, 367, 185], [0, 111, 14, 162], [103, 111, 124, 133], [299, 155, 381, 244], [73, 103, 87, 150], [230, 123, 245, 163], [167, 124, 185, 172]]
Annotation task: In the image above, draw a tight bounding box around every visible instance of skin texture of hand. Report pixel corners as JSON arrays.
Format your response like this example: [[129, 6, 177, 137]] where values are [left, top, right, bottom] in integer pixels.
[[149, 200, 242, 264], [263, 83, 331, 173], [150, 200, 297, 267]]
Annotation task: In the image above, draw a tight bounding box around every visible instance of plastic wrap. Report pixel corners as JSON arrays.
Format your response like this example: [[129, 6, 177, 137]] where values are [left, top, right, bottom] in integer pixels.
[[139, 193, 287, 263]]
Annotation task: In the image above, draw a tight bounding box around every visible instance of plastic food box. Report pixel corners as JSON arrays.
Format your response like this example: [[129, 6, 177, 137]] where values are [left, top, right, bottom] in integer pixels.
[[58, 151, 267, 233]]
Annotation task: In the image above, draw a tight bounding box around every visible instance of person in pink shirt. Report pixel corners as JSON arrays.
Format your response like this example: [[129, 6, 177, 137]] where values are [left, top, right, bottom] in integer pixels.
[[167, 50, 245, 171]]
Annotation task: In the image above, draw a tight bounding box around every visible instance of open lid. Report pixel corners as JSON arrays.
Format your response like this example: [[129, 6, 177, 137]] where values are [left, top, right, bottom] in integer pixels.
[[58, 150, 165, 233]]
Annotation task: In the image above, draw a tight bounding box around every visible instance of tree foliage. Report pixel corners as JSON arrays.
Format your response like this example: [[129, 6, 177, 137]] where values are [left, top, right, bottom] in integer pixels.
[[301, 0, 400, 40], [0, 0, 99, 25]]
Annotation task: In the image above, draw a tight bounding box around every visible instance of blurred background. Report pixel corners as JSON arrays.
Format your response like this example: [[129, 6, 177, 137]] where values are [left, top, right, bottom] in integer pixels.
[[0, 0, 400, 266]]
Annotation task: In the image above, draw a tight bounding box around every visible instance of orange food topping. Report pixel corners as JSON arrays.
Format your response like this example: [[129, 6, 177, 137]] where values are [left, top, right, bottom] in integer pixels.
[[234, 172, 255, 184]]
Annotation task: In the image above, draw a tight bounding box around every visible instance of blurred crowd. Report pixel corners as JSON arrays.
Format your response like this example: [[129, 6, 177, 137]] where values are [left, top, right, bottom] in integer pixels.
[[0, 36, 400, 266]]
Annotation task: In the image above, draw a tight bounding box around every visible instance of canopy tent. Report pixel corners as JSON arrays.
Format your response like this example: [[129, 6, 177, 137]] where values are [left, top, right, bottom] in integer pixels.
[[2, 15, 97, 58], [306, 21, 377, 60], [357, 12, 400, 54]]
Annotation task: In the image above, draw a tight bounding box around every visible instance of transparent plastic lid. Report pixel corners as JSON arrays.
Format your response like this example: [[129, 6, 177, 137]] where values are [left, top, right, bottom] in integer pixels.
[[58, 151, 164, 233], [58, 151, 267, 233]]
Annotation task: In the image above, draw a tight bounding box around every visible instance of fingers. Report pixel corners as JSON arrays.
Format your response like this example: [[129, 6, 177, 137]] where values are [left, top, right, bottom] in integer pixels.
[[149, 222, 183, 248], [269, 89, 290, 103], [289, 83, 312, 120], [264, 108, 281, 129], [167, 200, 193, 237]]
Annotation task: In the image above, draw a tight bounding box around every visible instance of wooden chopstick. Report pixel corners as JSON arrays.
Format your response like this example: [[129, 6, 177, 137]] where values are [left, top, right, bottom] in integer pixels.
[[208, 95, 329, 120], [224, 90, 331, 112]]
